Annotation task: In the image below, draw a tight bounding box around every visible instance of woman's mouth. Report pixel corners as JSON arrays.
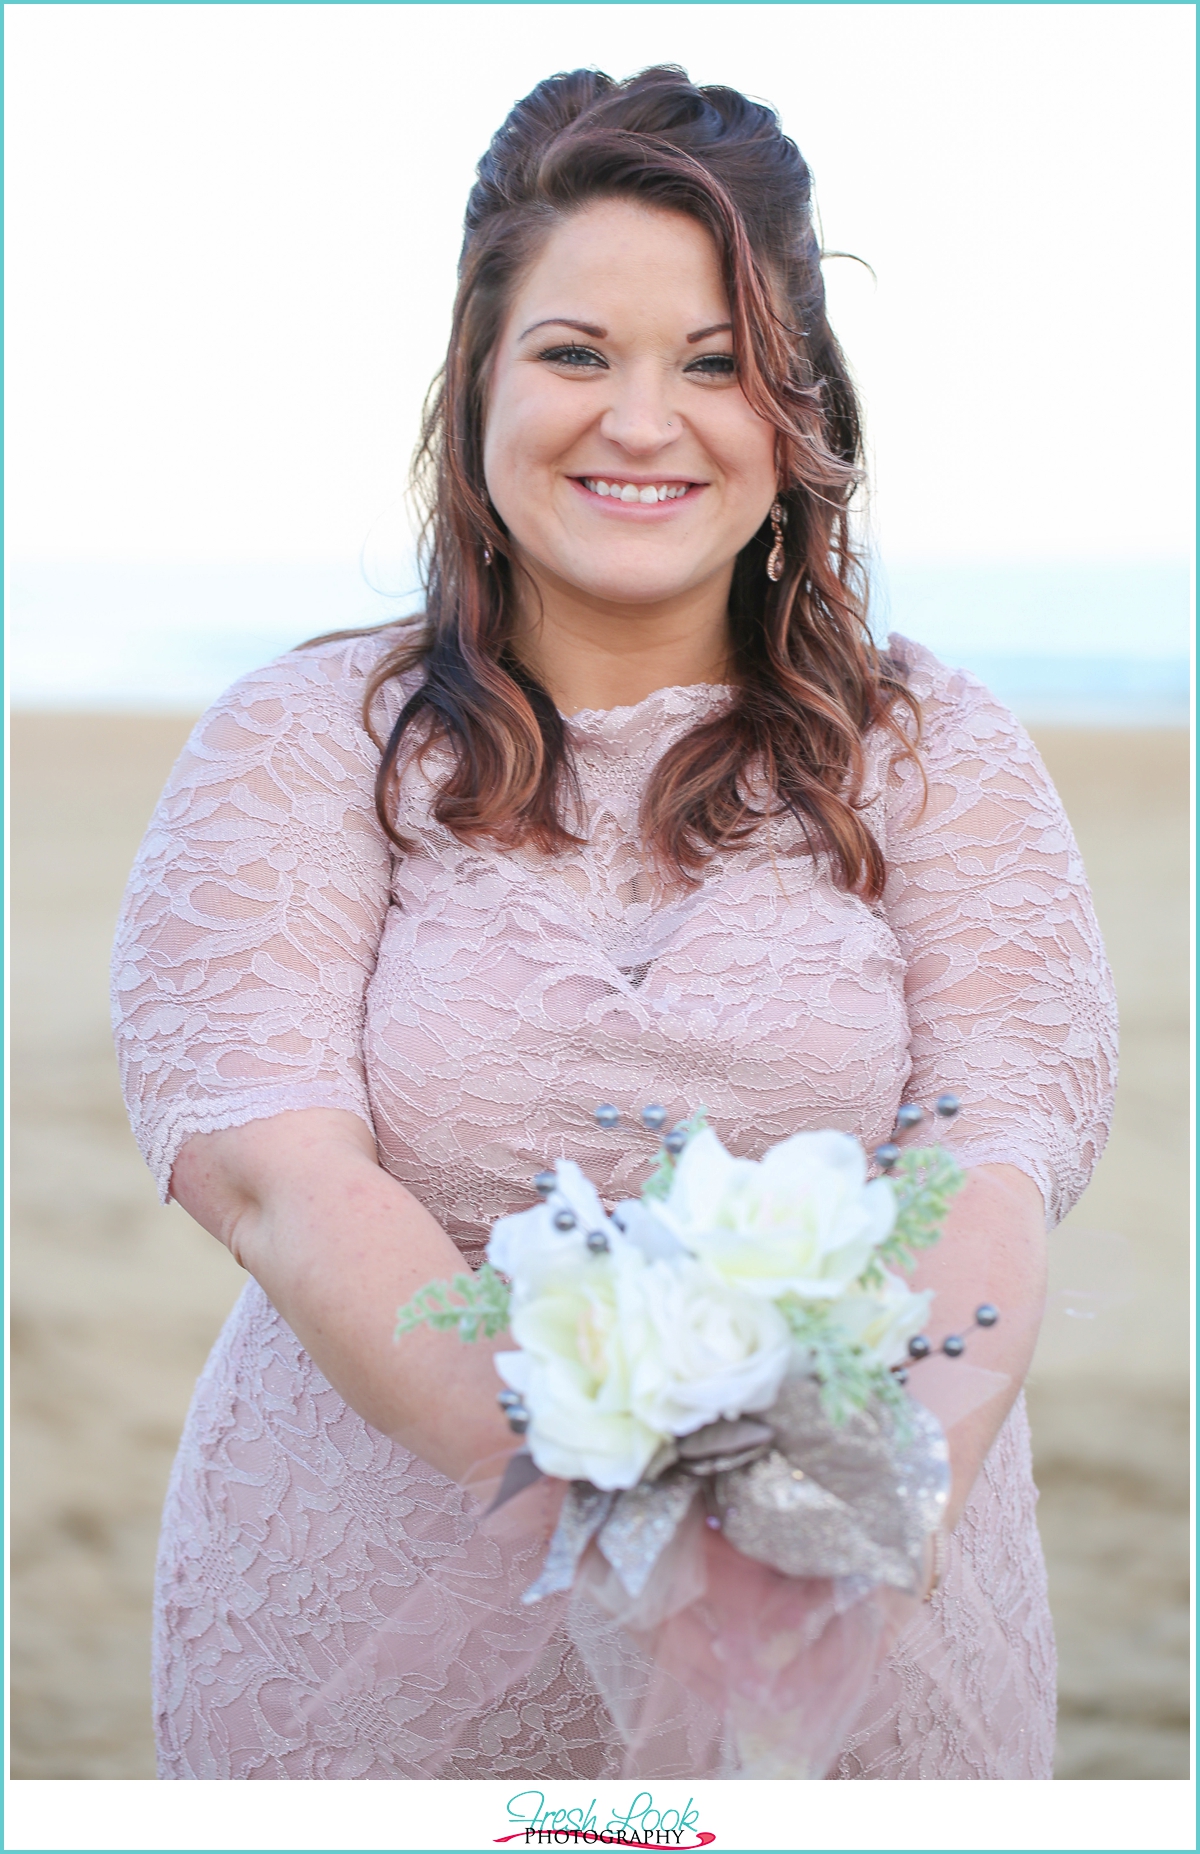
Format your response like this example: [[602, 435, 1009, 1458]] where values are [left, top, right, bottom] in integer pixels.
[[578, 477, 697, 504]]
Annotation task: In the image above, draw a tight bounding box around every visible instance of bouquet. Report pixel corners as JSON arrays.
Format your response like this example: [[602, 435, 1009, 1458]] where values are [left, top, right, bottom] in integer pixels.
[[394, 1099, 1001, 1778]]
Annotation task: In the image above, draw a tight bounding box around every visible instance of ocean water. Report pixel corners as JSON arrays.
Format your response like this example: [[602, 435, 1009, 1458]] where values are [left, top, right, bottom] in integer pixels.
[[874, 560, 1191, 724], [7, 559, 1191, 724]]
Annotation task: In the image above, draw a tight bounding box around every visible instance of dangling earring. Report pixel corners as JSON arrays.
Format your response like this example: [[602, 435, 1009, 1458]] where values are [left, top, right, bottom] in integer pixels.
[[766, 501, 786, 582], [482, 541, 493, 566]]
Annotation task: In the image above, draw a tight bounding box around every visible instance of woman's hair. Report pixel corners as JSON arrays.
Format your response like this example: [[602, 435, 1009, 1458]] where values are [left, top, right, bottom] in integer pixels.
[[359, 65, 918, 898]]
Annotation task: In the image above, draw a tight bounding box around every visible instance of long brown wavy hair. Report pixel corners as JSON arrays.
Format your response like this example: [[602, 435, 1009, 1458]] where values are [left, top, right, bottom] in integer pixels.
[[356, 66, 919, 899]]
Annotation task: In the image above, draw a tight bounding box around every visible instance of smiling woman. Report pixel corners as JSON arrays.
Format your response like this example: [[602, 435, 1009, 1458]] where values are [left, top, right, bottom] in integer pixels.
[[358, 73, 917, 892], [491, 207, 766, 574], [110, 65, 1115, 1781], [484, 204, 774, 709]]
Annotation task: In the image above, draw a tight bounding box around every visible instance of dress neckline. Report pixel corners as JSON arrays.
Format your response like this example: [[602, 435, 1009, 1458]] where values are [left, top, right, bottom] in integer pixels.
[[561, 681, 736, 730]]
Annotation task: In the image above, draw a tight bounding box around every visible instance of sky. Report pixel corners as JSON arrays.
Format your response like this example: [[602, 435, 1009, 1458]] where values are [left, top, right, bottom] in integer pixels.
[[7, 2, 1194, 574]]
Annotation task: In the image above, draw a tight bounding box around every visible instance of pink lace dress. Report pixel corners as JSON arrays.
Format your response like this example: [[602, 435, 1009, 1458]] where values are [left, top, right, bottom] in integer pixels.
[[111, 630, 1117, 1780]]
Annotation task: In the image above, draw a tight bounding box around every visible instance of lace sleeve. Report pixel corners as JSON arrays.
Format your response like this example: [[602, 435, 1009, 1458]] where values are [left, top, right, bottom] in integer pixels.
[[110, 633, 400, 1201], [880, 636, 1118, 1227]]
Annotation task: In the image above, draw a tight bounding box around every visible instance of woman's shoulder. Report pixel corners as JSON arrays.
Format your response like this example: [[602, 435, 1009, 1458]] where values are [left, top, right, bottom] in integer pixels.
[[881, 631, 1038, 763], [876, 632, 1066, 836], [884, 632, 1007, 724], [159, 620, 427, 806], [185, 620, 424, 750], [217, 619, 424, 715]]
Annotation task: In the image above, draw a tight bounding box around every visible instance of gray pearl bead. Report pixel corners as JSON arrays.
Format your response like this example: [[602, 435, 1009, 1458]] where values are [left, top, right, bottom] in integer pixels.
[[874, 1142, 901, 1172], [942, 1334, 966, 1358], [533, 1170, 556, 1197], [935, 1092, 961, 1119], [895, 1103, 924, 1132], [498, 1393, 530, 1433], [641, 1104, 667, 1131], [663, 1130, 688, 1156], [975, 1303, 999, 1327], [595, 1103, 620, 1128], [586, 1230, 610, 1254], [893, 1366, 909, 1385], [907, 1334, 931, 1359], [553, 1209, 577, 1231]]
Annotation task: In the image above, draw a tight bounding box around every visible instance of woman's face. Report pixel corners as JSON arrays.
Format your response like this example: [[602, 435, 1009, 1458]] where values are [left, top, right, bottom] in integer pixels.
[[483, 199, 778, 613]]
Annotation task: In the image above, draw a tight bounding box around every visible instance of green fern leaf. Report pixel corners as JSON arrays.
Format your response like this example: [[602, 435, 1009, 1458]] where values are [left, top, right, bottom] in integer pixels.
[[394, 1262, 512, 1344]]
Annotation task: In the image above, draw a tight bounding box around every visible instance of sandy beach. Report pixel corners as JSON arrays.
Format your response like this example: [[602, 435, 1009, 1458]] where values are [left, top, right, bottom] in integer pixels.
[[10, 711, 1190, 1780]]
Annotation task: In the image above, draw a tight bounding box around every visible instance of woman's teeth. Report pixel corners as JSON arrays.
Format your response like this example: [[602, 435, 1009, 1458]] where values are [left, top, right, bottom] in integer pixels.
[[582, 479, 690, 503]]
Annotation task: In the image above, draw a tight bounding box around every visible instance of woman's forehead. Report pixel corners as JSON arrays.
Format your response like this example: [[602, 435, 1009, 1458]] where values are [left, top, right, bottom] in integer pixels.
[[504, 201, 730, 336]]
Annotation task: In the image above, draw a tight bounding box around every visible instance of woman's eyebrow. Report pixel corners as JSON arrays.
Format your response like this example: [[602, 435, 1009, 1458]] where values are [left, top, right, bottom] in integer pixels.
[[519, 317, 607, 340], [518, 317, 734, 343]]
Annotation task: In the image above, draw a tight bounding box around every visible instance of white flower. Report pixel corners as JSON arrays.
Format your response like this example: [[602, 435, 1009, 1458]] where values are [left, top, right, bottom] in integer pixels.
[[488, 1156, 798, 1487], [654, 1127, 895, 1301], [490, 1165, 664, 1489], [827, 1268, 934, 1368], [496, 1237, 794, 1488], [487, 1159, 616, 1290], [621, 1252, 793, 1437], [494, 1244, 662, 1491], [611, 1197, 690, 1262], [484, 1138, 905, 1491]]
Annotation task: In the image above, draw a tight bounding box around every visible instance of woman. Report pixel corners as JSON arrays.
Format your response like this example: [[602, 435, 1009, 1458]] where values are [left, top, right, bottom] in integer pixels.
[[112, 66, 1116, 1780]]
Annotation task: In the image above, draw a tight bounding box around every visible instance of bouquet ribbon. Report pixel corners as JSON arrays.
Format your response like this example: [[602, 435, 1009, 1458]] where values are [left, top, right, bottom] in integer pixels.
[[514, 1371, 949, 1614]]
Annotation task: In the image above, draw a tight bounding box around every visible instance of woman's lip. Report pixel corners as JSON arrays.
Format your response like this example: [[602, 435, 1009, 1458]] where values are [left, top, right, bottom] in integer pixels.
[[568, 477, 705, 513]]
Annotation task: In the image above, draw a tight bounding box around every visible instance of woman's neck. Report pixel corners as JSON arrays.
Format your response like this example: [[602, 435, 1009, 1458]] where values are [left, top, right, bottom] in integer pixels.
[[509, 563, 736, 716]]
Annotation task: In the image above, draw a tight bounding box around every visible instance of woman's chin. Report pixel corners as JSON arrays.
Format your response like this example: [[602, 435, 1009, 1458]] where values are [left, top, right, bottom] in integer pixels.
[[541, 554, 725, 612]]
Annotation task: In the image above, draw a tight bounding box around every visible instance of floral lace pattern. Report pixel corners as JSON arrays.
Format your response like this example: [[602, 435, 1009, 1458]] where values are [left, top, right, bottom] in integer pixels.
[[112, 629, 1117, 1779]]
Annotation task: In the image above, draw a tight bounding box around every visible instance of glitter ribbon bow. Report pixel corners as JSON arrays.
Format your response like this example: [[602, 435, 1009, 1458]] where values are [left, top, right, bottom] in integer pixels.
[[518, 1371, 950, 1607]]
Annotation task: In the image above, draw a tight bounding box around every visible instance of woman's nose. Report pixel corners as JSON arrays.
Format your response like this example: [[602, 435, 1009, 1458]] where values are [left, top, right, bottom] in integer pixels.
[[597, 366, 678, 454]]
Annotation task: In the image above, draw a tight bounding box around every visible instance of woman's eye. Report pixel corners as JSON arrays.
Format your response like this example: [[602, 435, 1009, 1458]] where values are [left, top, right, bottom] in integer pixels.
[[538, 345, 607, 369], [685, 353, 737, 378]]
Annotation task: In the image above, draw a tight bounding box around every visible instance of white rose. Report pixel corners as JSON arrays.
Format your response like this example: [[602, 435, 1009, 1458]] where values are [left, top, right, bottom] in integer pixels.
[[489, 1165, 662, 1489], [492, 1241, 662, 1491], [620, 1251, 793, 1437], [655, 1127, 895, 1301], [827, 1268, 933, 1368]]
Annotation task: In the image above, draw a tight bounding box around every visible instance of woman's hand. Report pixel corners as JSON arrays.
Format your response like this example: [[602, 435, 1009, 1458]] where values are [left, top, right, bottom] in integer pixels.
[[905, 1161, 1047, 1533], [170, 1107, 519, 1486]]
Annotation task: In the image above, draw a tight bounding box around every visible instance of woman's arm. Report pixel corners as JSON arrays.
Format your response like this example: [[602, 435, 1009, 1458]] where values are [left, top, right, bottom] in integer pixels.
[[878, 642, 1117, 1543], [906, 1160, 1047, 1532], [171, 1107, 519, 1485], [111, 638, 406, 1203], [173, 1113, 1045, 1518], [111, 641, 518, 1484]]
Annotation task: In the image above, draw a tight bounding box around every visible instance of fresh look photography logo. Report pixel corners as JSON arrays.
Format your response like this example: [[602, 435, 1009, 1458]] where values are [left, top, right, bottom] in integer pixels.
[[495, 1789, 715, 1848]]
